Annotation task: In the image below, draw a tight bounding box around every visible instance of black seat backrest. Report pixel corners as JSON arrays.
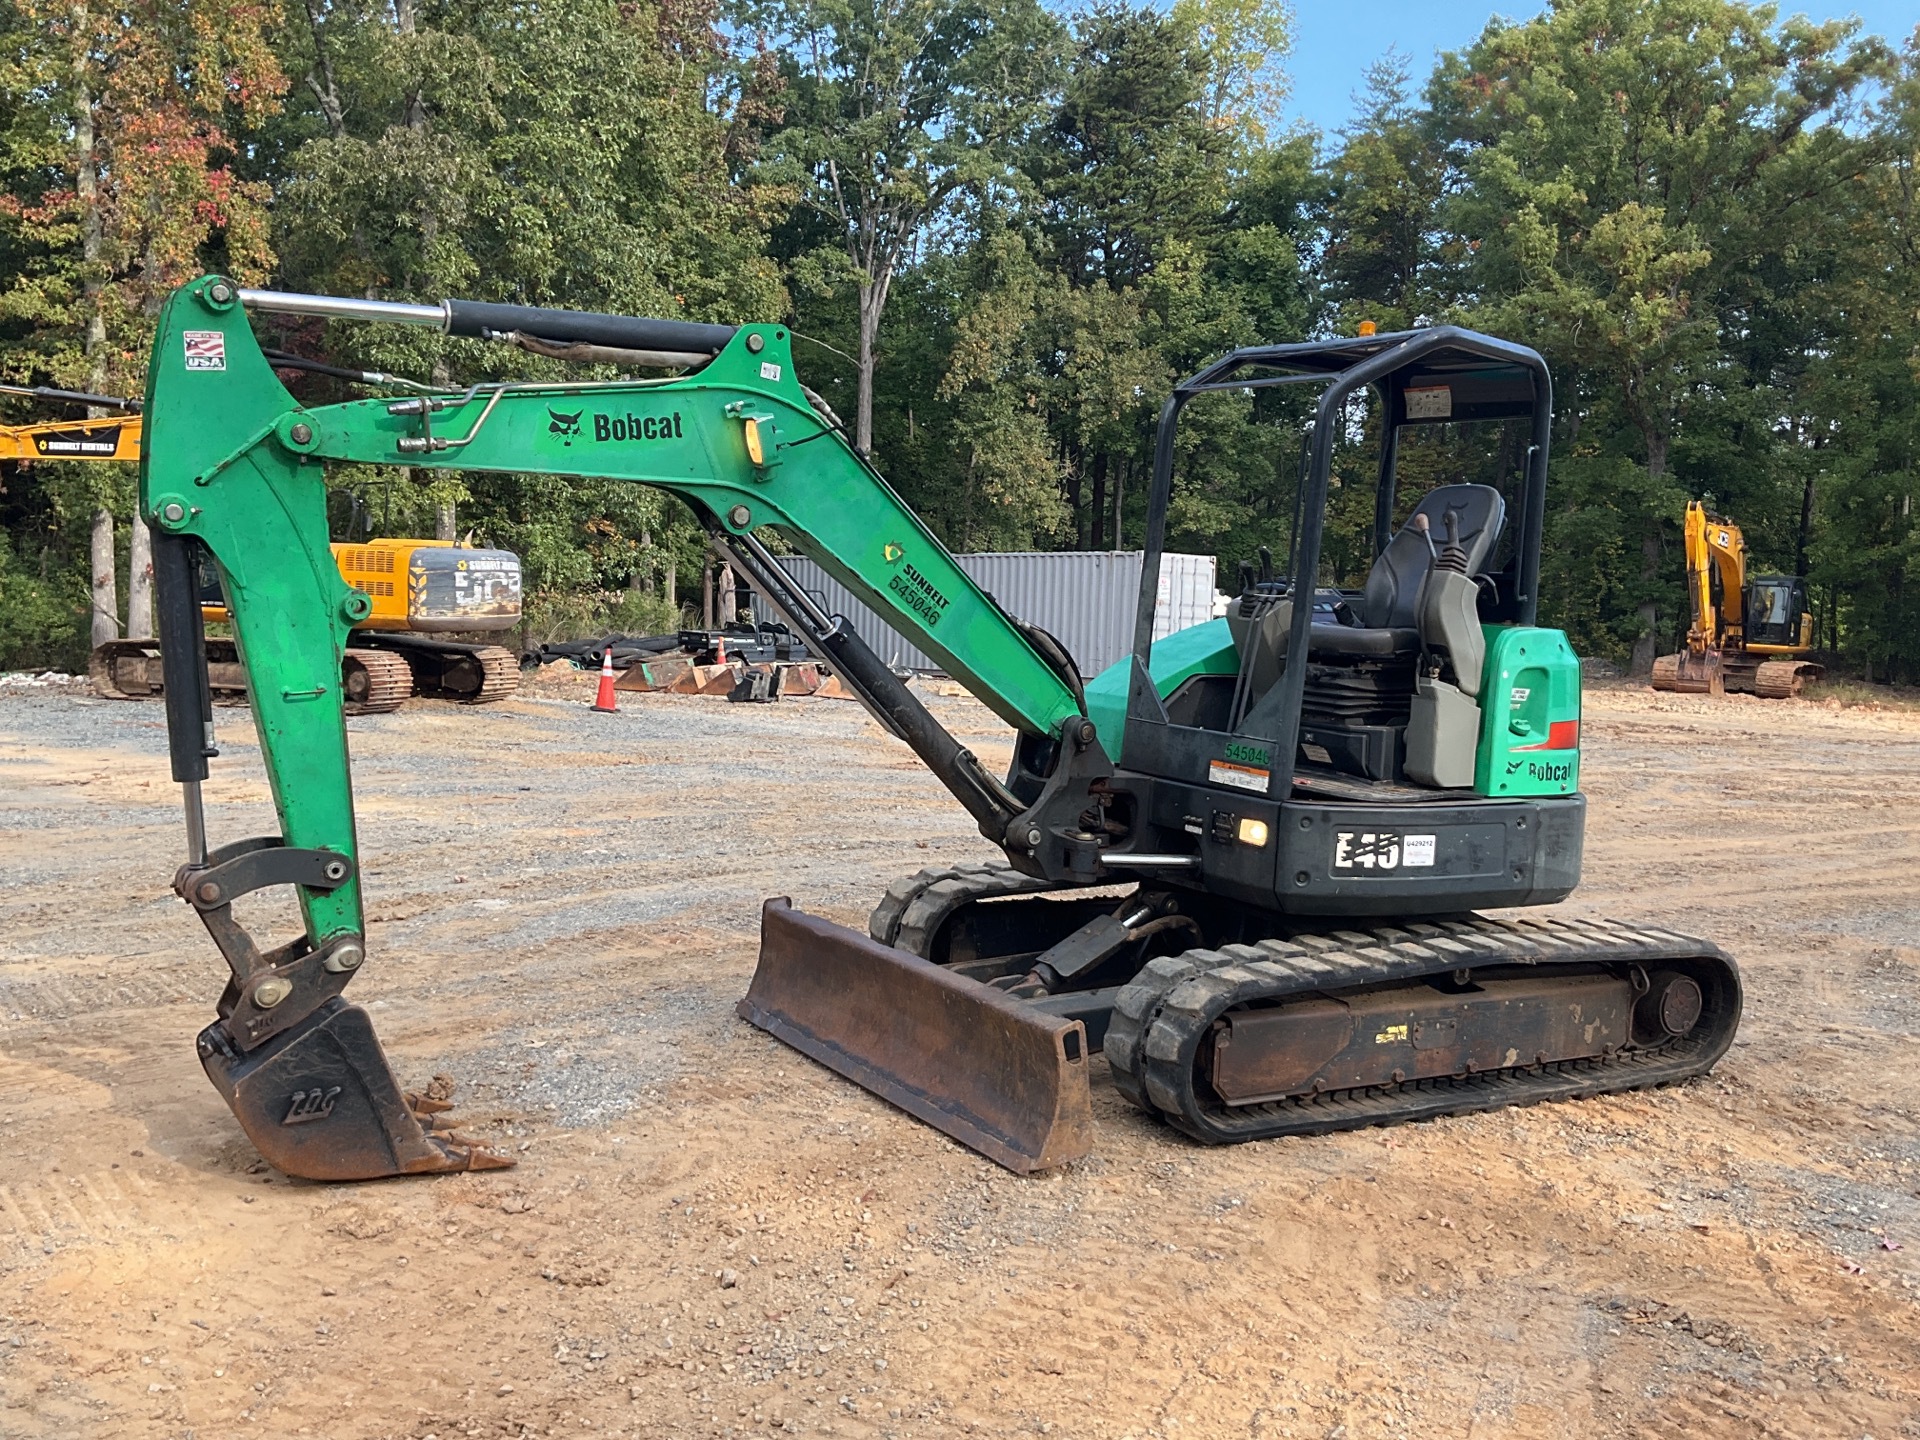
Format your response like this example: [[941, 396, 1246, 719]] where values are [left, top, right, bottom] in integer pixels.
[[1358, 483, 1506, 630]]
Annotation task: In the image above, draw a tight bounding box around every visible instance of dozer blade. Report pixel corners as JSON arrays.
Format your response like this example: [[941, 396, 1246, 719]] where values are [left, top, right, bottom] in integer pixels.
[[740, 899, 1095, 1174], [199, 998, 513, 1181]]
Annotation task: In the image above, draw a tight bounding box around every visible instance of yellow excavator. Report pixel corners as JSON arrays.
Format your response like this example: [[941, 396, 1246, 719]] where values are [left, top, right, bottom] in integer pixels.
[[92, 534, 524, 713], [1651, 501, 1823, 698], [0, 383, 522, 712]]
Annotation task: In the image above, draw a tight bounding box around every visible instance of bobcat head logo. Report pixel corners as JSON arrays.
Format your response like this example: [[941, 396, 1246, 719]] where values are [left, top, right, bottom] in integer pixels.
[[548, 407, 584, 445]]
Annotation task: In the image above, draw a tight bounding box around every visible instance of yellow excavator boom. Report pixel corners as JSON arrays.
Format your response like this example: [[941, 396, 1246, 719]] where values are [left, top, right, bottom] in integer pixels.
[[0, 413, 142, 462]]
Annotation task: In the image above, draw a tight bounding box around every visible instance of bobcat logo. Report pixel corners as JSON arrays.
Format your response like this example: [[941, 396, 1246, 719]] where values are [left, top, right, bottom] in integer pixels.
[[548, 407, 584, 445], [283, 1086, 342, 1125]]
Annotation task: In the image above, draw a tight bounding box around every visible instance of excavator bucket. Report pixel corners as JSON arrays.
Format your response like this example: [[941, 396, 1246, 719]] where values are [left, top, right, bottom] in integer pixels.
[[199, 998, 513, 1181], [1671, 647, 1724, 695], [740, 900, 1095, 1173]]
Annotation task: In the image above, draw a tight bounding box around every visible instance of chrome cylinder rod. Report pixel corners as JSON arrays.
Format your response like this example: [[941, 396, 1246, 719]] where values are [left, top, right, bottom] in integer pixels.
[[182, 779, 209, 867], [238, 288, 449, 329]]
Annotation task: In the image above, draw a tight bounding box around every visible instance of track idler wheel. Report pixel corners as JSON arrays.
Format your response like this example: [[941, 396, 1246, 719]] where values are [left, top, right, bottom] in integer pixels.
[[1632, 968, 1704, 1046], [199, 999, 512, 1181]]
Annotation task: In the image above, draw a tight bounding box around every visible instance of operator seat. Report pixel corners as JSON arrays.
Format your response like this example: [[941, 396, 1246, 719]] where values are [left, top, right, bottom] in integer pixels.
[[1229, 483, 1507, 701]]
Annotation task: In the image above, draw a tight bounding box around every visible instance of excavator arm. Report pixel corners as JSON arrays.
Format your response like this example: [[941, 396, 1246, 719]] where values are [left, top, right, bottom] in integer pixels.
[[1682, 500, 1747, 652], [1669, 500, 1749, 695], [139, 276, 1109, 1180]]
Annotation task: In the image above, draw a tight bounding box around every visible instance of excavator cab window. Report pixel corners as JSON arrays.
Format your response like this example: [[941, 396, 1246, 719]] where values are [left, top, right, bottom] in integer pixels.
[[1746, 575, 1805, 649]]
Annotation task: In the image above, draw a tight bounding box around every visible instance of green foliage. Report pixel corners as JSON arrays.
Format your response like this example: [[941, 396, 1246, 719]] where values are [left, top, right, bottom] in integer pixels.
[[1, 0, 1917, 686], [0, 528, 86, 670]]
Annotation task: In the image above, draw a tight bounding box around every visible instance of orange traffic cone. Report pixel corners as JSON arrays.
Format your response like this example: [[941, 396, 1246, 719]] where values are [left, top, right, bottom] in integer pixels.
[[592, 646, 619, 713], [714, 635, 727, 665]]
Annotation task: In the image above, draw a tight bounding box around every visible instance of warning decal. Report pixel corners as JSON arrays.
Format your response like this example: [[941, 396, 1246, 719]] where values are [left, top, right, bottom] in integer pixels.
[[1208, 759, 1269, 794]]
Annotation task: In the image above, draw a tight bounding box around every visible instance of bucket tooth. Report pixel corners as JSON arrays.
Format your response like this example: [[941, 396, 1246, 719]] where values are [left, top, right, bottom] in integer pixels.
[[740, 899, 1095, 1174]]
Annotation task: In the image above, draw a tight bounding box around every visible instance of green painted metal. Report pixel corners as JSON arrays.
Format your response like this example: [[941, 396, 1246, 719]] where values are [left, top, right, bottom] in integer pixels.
[[1083, 617, 1238, 756], [140, 276, 1087, 949], [140, 278, 367, 946], [1474, 625, 1583, 797]]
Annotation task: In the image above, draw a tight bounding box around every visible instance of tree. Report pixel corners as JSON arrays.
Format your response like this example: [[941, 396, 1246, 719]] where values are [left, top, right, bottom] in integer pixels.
[[269, 0, 788, 611], [1170, 0, 1292, 144], [1320, 51, 1455, 331], [747, 0, 1063, 452], [0, 0, 282, 655], [1032, 4, 1231, 291], [1431, 0, 1894, 667]]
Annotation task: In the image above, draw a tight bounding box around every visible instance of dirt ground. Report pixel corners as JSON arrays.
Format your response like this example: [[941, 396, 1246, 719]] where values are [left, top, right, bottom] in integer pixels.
[[2, 672, 1918, 1440]]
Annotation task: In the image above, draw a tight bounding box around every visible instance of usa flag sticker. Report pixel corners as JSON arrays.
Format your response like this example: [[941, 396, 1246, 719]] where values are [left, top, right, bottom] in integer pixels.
[[183, 330, 227, 371]]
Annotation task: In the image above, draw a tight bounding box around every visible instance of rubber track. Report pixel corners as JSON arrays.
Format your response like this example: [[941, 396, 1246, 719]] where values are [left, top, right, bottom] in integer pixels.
[[1103, 914, 1741, 1143], [867, 862, 1059, 957]]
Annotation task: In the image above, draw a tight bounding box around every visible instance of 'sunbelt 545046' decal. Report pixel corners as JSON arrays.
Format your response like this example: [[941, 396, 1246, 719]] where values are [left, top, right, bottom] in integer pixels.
[[888, 560, 951, 627]]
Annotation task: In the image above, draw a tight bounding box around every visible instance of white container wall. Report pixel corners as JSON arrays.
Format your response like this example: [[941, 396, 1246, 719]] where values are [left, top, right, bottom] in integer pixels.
[[751, 551, 1218, 679]]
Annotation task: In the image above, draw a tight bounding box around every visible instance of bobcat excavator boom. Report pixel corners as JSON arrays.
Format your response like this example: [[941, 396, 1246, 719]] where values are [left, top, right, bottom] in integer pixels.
[[139, 276, 1740, 1181]]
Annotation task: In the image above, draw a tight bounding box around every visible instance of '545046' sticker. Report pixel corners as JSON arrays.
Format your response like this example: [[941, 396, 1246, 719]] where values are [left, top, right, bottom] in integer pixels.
[[1332, 831, 1436, 871]]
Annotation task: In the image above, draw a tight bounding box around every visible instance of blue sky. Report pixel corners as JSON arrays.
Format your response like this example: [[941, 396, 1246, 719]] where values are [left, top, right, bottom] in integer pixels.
[[1282, 3, 1920, 135]]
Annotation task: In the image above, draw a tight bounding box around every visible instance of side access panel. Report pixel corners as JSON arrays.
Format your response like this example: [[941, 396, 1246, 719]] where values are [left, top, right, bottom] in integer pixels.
[[1477, 626, 1581, 797]]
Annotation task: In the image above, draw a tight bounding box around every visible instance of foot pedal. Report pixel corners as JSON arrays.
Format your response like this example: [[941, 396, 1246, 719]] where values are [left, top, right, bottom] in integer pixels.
[[199, 998, 512, 1181]]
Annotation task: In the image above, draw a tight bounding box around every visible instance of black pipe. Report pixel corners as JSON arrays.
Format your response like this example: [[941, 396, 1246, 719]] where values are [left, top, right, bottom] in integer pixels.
[[1517, 370, 1554, 626], [152, 531, 217, 782], [0, 381, 141, 412], [444, 301, 737, 357]]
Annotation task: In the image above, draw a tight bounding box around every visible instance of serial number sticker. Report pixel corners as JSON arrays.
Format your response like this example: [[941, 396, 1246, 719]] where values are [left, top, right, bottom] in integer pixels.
[[1510, 686, 1531, 705], [1208, 759, 1269, 793], [1402, 834, 1437, 867], [760, 361, 782, 382], [1404, 384, 1452, 420], [183, 330, 227, 370], [1301, 742, 1332, 765]]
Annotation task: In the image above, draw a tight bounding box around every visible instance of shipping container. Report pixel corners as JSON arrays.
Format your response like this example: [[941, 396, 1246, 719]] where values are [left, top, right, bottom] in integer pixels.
[[750, 551, 1217, 680]]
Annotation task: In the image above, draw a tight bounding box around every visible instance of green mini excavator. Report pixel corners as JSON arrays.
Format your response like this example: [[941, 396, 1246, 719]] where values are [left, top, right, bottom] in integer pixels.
[[137, 276, 1741, 1180]]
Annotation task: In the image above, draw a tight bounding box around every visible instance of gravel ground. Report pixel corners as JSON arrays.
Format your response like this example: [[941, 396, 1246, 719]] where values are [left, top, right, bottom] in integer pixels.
[[1, 675, 1918, 1439]]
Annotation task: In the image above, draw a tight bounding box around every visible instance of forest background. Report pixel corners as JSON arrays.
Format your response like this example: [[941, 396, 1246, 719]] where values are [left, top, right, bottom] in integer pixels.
[[1, 0, 1917, 678]]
